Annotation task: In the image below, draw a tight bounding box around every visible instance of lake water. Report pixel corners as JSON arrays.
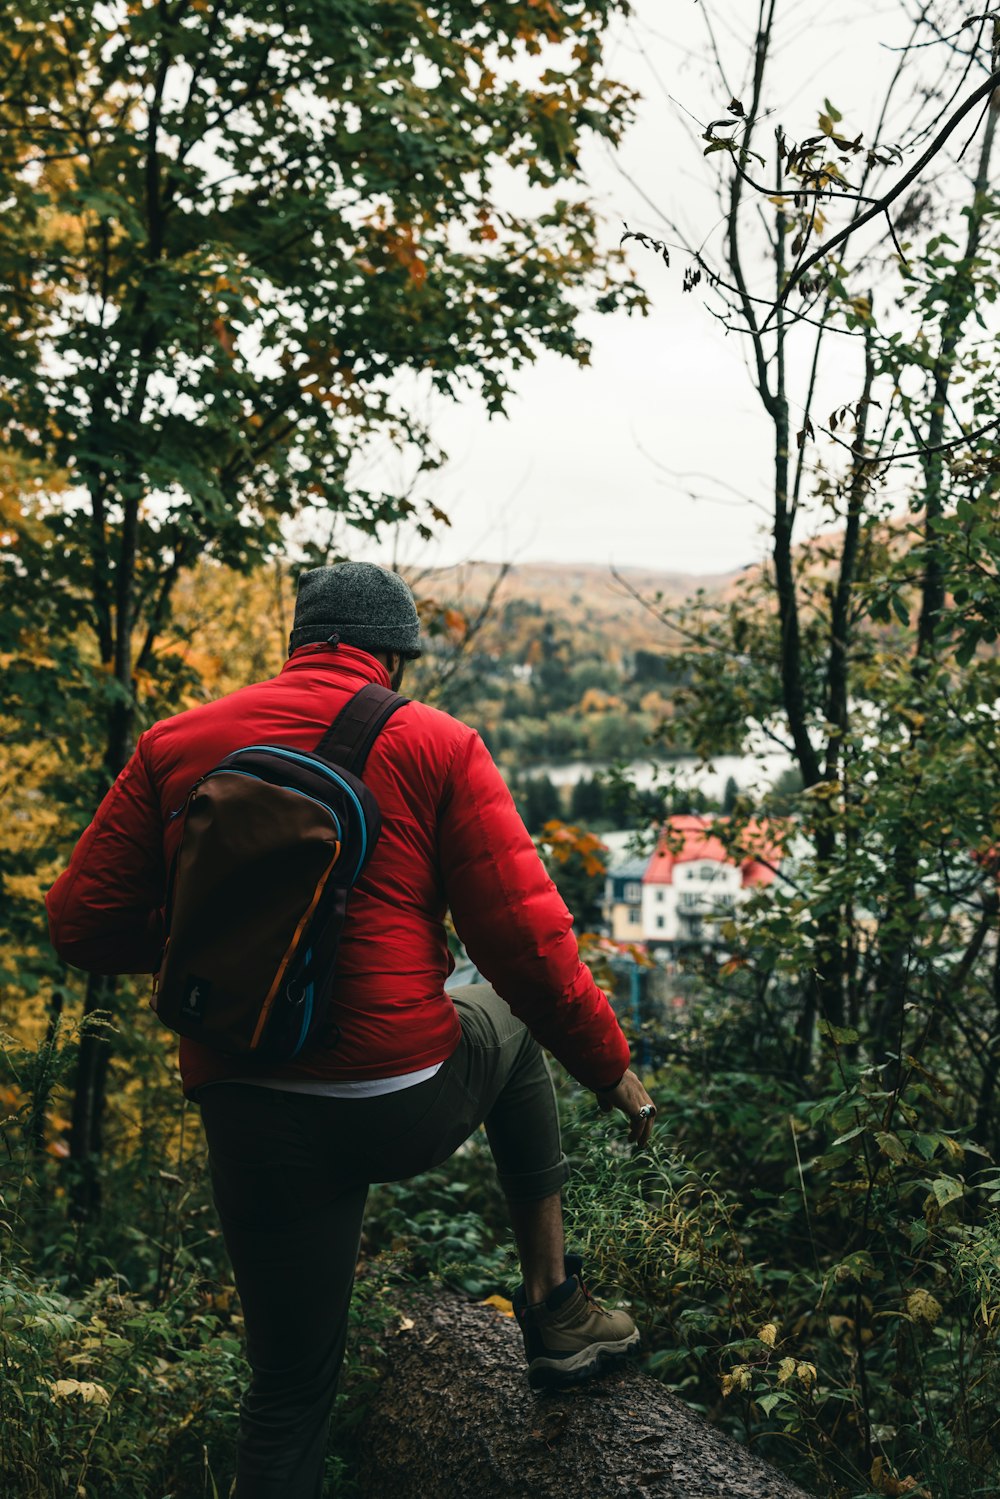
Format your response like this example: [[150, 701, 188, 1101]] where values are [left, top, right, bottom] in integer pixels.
[[529, 750, 795, 802]]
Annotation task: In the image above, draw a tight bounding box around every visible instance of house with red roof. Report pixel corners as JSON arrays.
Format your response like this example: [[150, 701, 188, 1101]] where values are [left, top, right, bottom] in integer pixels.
[[604, 815, 781, 945]]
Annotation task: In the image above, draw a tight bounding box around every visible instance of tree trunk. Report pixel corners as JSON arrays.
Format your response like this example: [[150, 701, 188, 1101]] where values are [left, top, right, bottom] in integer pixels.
[[873, 99, 999, 1063], [358, 1296, 816, 1499], [68, 972, 115, 1221]]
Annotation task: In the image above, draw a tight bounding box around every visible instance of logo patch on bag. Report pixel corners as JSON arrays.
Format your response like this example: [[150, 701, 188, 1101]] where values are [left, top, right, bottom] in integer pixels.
[[180, 976, 210, 1024]]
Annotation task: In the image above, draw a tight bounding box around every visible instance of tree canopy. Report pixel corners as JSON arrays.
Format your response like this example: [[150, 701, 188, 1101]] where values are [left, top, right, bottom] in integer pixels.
[[0, 0, 643, 768]]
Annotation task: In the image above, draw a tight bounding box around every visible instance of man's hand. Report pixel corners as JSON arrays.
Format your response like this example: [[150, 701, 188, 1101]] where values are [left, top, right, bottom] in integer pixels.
[[596, 1069, 656, 1148]]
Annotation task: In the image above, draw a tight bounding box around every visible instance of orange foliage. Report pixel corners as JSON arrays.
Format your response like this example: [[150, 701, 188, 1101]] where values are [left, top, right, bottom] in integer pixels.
[[537, 819, 607, 878]]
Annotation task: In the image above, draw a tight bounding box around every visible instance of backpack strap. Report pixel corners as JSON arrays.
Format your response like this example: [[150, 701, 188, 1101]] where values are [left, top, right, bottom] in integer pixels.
[[314, 683, 408, 776]]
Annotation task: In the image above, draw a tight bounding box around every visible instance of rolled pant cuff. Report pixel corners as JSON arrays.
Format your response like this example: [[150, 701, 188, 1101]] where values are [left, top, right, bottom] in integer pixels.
[[498, 1153, 570, 1204]]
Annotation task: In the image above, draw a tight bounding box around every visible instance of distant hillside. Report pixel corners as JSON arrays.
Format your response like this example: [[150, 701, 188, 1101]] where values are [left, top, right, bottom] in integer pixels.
[[414, 559, 743, 658]]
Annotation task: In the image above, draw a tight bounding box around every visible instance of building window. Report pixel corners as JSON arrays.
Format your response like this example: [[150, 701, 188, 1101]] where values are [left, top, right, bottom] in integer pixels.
[[655, 915, 665, 929], [624, 882, 641, 903]]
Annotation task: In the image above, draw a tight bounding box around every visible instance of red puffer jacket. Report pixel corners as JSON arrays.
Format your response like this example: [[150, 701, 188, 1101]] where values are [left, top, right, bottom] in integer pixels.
[[46, 644, 629, 1096]]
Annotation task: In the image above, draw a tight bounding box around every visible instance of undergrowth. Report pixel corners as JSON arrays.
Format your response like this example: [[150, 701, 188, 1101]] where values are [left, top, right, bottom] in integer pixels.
[[6, 1012, 1000, 1499]]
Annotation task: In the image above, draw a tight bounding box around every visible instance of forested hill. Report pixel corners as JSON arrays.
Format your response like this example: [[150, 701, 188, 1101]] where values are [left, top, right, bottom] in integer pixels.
[[416, 559, 743, 659], [162, 558, 747, 774], [396, 559, 743, 773]]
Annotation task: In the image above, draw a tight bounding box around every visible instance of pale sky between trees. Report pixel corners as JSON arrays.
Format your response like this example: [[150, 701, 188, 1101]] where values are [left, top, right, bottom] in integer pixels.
[[357, 0, 938, 578]]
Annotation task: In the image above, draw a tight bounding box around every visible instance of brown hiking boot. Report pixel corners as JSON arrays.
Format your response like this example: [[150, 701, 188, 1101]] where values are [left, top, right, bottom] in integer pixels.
[[512, 1254, 640, 1390]]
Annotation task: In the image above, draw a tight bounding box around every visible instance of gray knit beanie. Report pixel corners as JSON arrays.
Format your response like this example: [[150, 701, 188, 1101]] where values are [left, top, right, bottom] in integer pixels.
[[289, 562, 423, 658]]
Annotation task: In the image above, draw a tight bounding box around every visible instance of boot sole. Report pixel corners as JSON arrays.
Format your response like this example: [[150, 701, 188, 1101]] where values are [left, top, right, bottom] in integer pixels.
[[527, 1330, 641, 1391]]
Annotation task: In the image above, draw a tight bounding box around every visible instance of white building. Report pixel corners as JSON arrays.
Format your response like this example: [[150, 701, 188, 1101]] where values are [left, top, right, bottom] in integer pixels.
[[605, 816, 781, 946]]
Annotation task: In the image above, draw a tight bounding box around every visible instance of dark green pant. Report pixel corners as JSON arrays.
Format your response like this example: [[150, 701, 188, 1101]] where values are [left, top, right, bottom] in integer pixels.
[[198, 984, 568, 1499]]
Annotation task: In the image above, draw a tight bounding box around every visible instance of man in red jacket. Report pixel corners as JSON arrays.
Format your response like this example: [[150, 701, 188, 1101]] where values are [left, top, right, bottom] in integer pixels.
[[47, 562, 655, 1499]]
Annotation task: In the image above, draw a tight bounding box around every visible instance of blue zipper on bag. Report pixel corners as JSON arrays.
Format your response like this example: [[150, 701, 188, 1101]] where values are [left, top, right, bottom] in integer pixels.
[[231, 746, 369, 882]]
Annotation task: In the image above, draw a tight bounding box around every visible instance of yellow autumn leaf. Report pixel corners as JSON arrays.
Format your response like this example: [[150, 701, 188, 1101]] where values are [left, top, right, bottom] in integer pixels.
[[757, 1322, 778, 1347], [4, 874, 48, 903], [906, 1289, 942, 1326], [49, 1379, 110, 1405], [720, 1363, 753, 1396], [870, 1455, 924, 1495], [481, 1294, 514, 1318]]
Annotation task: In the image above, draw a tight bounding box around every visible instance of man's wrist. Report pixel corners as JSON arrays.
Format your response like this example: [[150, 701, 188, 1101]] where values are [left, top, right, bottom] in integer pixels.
[[593, 1073, 625, 1096]]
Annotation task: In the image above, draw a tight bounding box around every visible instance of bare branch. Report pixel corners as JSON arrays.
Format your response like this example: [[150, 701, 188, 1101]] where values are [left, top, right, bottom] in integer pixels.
[[768, 66, 1000, 322]]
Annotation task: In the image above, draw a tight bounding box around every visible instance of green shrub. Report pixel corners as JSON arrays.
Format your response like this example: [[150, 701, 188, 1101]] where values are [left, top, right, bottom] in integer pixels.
[[559, 1048, 1000, 1499], [0, 1266, 243, 1499]]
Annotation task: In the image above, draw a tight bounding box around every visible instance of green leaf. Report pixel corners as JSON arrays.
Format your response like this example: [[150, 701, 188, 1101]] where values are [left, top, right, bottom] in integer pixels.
[[874, 1131, 907, 1164], [832, 1125, 867, 1146], [757, 1391, 792, 1416], [930, 1178, 964, 1208], [818, 1020, 860, 1045]]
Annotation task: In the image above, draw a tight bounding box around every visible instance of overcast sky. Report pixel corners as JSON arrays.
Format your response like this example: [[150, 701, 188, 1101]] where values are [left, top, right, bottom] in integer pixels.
[[355, 0, 961, 578]]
